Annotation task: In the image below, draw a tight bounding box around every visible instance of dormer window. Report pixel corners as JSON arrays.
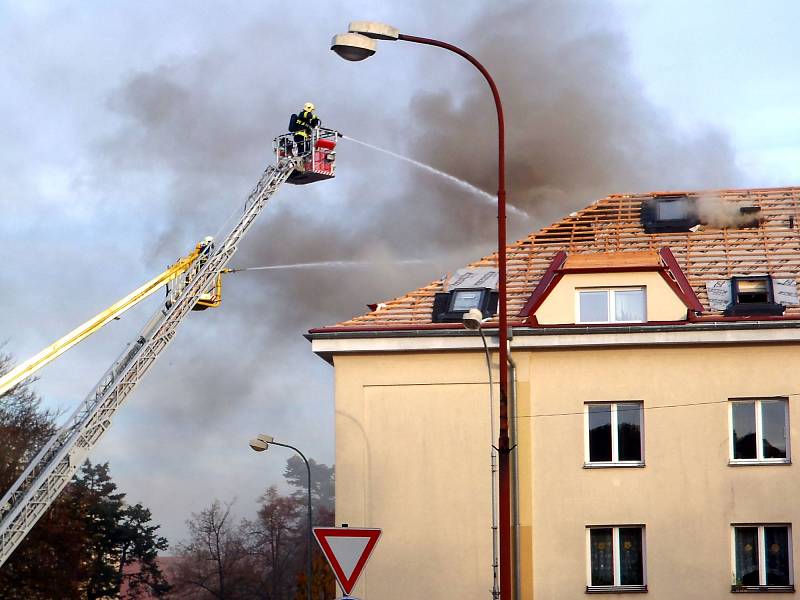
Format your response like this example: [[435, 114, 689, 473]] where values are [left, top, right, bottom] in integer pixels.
[[432, 266, 500, 323], [432, 287, 498, 322], [577, 287, 646, 324], [641, 195, 699, 233], [724, 276, 786, 316]]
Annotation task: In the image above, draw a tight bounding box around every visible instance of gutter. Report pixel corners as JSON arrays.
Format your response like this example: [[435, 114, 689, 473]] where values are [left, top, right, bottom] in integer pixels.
[[306, 319, 800, 342]]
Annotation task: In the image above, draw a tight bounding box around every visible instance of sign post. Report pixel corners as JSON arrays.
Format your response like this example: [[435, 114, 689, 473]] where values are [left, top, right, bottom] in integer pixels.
[[313, 526, 381, 598]]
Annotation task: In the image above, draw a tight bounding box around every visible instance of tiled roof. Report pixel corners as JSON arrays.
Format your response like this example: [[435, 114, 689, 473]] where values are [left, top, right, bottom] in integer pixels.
[[326, 186, 800, 330]]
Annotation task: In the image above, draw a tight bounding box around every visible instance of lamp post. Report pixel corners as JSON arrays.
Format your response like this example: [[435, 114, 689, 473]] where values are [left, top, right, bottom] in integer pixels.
[[464, 308, 500, 599], [331, 23, 513, 599], [249, 434, 313, 600]]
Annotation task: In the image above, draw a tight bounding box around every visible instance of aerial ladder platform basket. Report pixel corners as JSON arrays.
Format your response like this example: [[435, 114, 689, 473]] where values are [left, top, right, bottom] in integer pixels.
[[274, 127, 338, 185], [0, 128, 339, 567]]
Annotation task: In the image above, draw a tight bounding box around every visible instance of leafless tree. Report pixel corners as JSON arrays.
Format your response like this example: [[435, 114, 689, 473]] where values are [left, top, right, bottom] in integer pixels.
[[169, 501, 256, 599]]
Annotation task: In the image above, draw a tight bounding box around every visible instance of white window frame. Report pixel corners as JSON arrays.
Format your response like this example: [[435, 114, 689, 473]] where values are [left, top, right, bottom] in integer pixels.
[[576, 287, 647, 324], [728, 398, 791, 465], [731, 524, 794, 590], [585, 525, 648, 592], [584, 402, 645, 468]]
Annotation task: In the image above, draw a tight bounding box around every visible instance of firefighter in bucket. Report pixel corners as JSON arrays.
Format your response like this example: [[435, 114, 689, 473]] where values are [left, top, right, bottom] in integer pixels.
[[288, 102, 320, 156]]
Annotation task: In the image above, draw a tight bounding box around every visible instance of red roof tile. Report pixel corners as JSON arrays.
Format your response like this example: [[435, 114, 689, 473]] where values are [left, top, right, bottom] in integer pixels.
[[323, 186, 800, 330]]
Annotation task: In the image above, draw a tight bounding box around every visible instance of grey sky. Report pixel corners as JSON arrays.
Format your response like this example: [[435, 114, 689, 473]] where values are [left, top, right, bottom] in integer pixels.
[[1, 1, 798, 545]]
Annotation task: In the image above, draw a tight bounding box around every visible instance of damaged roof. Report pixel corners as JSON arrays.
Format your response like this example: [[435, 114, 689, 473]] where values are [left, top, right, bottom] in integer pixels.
[[315, 186, 800, 331]]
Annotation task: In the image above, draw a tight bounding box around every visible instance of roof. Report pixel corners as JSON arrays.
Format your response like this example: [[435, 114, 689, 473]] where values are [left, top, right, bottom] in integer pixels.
[[314, 186, 800, 332]]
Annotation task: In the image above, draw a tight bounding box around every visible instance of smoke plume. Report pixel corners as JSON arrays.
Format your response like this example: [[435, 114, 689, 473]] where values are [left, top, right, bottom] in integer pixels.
[[78, 0, 745, 541], [409, 1, 742, 232]]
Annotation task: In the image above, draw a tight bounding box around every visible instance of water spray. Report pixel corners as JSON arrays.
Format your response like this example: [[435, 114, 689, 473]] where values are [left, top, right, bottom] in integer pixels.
[[341, 135, 529, 219]]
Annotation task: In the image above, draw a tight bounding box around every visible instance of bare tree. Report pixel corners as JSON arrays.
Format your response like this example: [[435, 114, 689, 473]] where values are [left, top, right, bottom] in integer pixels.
[[248, 486, 302, 600], [170, 501, 256, 599]]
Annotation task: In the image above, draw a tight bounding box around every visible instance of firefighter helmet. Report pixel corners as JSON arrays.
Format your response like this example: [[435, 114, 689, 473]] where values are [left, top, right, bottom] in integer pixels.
[[303, 102, 315, 112]]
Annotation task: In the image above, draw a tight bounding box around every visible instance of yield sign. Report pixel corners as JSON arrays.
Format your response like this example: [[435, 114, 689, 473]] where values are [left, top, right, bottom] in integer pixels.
[[313, 526, 382, 596]]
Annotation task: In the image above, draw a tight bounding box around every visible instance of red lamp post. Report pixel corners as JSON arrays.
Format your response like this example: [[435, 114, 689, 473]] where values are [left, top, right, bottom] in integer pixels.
[[332, 24, 513, 599]]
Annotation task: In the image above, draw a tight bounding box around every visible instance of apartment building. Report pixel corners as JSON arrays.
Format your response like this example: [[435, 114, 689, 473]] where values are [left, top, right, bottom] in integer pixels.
[[308, 186, 800, 598]]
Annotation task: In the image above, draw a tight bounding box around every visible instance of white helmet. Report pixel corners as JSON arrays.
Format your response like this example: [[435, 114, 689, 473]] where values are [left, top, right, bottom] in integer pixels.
[[303, 102, 315, 112]]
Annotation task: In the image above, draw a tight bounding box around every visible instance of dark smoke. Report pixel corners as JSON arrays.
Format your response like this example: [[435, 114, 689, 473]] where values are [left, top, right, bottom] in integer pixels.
[[410, 1, 741, 234], [84, 1, 743, 542], [93, 0, 744, 419]]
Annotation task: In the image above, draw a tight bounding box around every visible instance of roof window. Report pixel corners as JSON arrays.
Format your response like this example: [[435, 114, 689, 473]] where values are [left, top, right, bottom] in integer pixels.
[[432, 267, 499, 323], [641, 195, 699, 233], [724, 276, 785, 316]]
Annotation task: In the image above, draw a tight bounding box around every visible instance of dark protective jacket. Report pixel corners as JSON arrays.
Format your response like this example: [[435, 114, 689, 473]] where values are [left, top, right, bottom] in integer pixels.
[[288, 110, 321, 136]]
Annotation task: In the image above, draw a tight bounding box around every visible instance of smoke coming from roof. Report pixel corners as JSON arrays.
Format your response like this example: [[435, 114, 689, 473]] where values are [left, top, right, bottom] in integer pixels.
[[77, 1, 744, 541], [408, 1, 742, 232], [87, 0, 747, 445], [97, 1, 742, 338], [696, 195, 762, 229]]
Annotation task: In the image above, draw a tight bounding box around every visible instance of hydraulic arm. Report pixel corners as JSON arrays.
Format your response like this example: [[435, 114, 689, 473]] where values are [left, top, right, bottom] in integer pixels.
[[0, 154, 302, 567]]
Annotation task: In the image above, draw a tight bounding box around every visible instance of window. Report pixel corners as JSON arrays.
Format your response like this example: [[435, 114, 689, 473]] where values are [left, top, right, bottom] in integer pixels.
[[577, 288, 646, 323], [734, 277, 772, 304], [587, 526, 646, 592], [730, 398, 789, 464], [656, 197, 689, 221], [585, 403, 643, 466], [732, 525, 793, 591], [641, 195, 699, 233], [725, 276, 785, 316], [431, 287, 498, 323], [450, 289, 484, 312]]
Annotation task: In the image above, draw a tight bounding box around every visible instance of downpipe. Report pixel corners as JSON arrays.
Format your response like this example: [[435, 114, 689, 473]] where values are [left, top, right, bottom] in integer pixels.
[[508, 333, 521, 600]]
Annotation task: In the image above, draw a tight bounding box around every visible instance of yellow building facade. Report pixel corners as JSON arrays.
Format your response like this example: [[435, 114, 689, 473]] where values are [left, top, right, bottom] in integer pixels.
[[310, 187, 800, 598]]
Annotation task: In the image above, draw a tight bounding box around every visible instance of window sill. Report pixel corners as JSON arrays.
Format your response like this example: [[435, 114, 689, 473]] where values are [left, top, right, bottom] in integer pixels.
[[731, 584, 795, 593], [584, 462, 646, 469], [587, 585, 647, 594], [728, 460, 791, 467]]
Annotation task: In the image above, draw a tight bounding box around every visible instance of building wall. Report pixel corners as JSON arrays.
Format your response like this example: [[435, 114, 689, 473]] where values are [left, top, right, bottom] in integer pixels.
[[334, 352, 498, 599], [523, 343, 800, 599], [535, 271, 688, 324], [332, 341, 800, 599]]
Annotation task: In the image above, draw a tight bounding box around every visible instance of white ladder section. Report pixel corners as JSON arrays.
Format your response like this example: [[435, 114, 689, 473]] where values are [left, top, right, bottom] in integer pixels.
[[0, 158, 297, 567]]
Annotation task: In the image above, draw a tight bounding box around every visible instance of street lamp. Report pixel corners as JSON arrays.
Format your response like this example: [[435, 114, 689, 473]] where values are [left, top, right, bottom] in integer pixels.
[[249, 434, 313, 600], [464, 309, 500, 600], [331, 22, 514, 599]]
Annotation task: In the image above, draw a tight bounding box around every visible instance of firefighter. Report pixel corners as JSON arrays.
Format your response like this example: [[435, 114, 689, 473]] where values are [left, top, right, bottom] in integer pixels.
[[288, 102, 320, 155]]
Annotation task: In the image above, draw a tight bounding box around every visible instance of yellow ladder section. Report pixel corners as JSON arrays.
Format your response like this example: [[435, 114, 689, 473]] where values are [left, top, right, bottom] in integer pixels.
[[0, 245, 203, 397]]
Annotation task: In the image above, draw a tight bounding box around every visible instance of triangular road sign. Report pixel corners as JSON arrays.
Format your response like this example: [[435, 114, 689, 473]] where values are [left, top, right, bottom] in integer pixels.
[[313, 526, 382, 595]]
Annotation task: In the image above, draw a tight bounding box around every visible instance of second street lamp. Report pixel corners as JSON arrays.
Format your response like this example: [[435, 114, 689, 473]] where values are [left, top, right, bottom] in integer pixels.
[[249, 434, 313, 600], [331, 22, 514, 599]]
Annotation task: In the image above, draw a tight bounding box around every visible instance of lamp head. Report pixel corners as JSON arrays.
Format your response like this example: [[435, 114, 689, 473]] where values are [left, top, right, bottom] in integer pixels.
[[331, 33, 377, 61], [249, 434, 274, 452], [463, 308, 485, 330], [347, 21, 400, 40]]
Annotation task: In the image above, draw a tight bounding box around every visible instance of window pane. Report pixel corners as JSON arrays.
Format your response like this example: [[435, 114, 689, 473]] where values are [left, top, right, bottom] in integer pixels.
[[657, 198, 688, 221], [761, 401, 788, 459], [590, 528, 614, 586], [614, 289, 646, 322], [617, 403, 642, 462], [450, 290, 483, 311], [580, 291, 608, 322], [619, 528, 644, 586], [765, 527, 791, 586], [588, 405, 612, 462], [732, 402, 757, 459], [735, 527, 760, 586], [737, 279, 770, 304]]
